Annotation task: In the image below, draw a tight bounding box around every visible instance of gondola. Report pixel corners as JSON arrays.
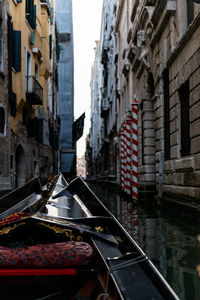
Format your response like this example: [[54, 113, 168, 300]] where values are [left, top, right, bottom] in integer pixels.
[[0, 173, 179, 300]]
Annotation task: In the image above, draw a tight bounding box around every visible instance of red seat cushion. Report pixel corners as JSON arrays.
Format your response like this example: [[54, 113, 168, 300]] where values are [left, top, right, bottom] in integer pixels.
[[0, 242, 93, 268]]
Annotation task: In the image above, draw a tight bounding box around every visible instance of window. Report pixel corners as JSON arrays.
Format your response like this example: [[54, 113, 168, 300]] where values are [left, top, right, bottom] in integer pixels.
[[12, 29, 21, 71], [0, 107, 5, 135], [25, 49, 31, 92], [49, 34, 52, 59], [10, 155, 13, 169], [9, 92, 17, 117], [179, 80, 190, 157], [35, 63, 38, 80], [187, 0, 194, 25], [26, 0, 36, 29]]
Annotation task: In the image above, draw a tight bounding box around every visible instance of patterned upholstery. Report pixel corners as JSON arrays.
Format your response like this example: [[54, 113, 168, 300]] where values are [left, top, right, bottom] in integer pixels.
[[0, 241, 93, 268], [0, 213, 28, 226]]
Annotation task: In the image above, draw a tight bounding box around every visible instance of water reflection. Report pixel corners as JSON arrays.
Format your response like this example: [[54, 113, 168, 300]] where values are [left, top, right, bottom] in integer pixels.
[[89, 182, 200, 300], [197, 235, 200, 280]]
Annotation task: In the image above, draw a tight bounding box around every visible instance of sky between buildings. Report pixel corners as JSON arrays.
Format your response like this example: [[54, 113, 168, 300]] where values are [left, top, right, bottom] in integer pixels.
[[73, 0, 103, 157]]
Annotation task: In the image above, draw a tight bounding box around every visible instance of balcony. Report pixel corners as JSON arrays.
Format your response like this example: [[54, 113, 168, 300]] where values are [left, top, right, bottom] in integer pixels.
[[40, 0, 51, 16], [101, 106, 109, 118], [26, 76, 43, 105], [100, 100, 109, 118]]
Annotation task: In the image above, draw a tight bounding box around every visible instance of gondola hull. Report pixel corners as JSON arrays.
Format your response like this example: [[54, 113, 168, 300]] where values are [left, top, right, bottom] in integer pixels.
[[0, 174, 180, 300]]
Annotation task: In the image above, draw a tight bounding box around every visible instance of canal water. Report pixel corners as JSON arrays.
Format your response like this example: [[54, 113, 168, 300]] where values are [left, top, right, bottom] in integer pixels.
[[89, 182, 200, 300]]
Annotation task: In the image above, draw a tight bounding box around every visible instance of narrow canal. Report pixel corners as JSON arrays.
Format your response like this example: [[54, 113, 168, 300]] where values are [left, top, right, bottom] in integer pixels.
[[89, 182, 200, 300]]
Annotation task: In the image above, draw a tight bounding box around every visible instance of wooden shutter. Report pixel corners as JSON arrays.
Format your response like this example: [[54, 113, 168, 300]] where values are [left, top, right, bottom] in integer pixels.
[[31, 5, 37, 29], [12, 30, 21, 71], [26, 0, 36, 29]]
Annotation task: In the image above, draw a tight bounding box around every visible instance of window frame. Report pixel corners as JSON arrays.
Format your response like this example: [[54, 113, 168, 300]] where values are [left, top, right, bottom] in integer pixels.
[[179, 80, 191, 157], [0, 106, 6, 136]]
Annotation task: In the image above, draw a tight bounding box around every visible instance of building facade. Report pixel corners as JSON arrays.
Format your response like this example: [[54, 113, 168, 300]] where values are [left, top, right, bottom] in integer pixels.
[[5, 0, 59, 188], [76, 156, 86, 179], [55, 0, 75, 180], [89, 0, 200, 204], [0, 0, 11, 191], [89, 0, 118, 181], [90, 41, 103, 179]]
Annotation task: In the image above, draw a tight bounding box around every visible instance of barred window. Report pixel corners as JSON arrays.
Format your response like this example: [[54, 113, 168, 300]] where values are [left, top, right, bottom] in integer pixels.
[[179, 80, 190, 157]]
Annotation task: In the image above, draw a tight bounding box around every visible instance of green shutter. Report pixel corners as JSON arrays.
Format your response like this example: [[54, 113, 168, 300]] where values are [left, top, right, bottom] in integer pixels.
[[26, 0, 31, 17], [26, 0, 36, 29], [12, 30, 21, 72], [30, 31, 34, 45], [29, 4, 36, 29], [31, 5, 37, 29]]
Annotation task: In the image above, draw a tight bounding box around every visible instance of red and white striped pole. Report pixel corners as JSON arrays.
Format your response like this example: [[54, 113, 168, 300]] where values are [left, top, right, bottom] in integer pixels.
[[124, 115, 132, 195], [120, 126, 126, 191], [122, 121, 128, 193], [131, 98, 138, 201]]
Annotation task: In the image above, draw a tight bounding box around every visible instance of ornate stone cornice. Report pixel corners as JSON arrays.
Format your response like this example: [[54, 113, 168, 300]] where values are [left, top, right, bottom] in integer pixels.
[[167, 12, 200, 67], [150, 1, 176, 50]]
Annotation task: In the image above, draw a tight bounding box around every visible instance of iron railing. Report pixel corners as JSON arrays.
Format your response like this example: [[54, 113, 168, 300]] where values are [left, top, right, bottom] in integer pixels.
[[26, 75, 43, 105]]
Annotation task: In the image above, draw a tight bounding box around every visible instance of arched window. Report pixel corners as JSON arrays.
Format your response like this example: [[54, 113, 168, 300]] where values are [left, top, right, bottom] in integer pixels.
[[0, 107, 5, 134]]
